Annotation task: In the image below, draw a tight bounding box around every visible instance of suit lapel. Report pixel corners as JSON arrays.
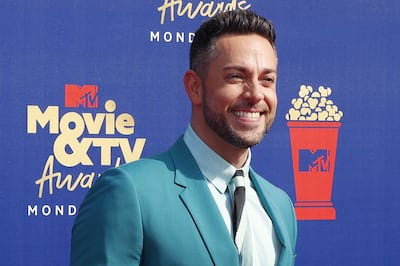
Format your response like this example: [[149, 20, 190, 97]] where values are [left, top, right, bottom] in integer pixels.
[[169, 137, 238, 266], [249, 169, 292, 261]]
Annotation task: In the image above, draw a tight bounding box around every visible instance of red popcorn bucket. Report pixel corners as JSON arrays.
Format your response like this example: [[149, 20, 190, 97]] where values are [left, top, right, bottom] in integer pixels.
[[287, 121, 341, 220]]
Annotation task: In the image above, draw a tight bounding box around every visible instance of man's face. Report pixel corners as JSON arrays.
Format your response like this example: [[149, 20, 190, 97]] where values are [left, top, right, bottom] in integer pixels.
[[201, 33, 278, 149]]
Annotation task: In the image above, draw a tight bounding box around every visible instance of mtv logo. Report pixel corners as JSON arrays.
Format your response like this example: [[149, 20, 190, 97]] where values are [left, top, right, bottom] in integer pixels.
[[299, 149, 330, 172], [65, 84, 98, 108]]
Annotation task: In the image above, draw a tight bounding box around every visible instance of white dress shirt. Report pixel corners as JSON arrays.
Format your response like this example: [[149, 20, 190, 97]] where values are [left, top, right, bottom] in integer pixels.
[[183, 125, 281, 266]]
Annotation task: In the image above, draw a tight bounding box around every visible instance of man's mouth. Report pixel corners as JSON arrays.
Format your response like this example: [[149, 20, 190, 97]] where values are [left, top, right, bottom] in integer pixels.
[[233, 111, 263, 119]]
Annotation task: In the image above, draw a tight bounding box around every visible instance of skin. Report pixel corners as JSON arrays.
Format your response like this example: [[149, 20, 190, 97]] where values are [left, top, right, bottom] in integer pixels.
[[184, 33, 278, 168]]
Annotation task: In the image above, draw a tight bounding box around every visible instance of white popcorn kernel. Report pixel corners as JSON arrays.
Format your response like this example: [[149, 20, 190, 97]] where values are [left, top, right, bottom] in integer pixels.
[[300, 107, 311, 116], [307, 113, 318, 121], [318, 86, 328, 97], [308, 97, 318, 109], [289, 108, 300, 120], [327, 105, 338, 116], [318, 97, 327, 107], [334, 113, 341, 121], [306, 85, 313, 93], [315, 107, 322, 112], [311, 91, 321, 98], [326, 105, 333, 115], [299, 85, 310, 98], [327, 116, 334, 121], [326, 100, 333, 105], [327, 87, 332, 96], [318, 111, 329, 121], [299, 116, 306, 121], [293, 98, 303, 109]]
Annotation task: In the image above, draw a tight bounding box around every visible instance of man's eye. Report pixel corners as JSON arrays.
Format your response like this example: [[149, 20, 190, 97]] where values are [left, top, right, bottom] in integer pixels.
[[262, 76, 276, 85], [227, 73, 243, 79]]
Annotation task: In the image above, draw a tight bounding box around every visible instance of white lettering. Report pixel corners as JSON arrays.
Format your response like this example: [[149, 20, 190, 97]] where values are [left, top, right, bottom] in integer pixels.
[[150, 31, 195, 43], [164, 31, 173, 42], [27, 204, 78, 217], [28, 205, 38, 216], [42, 205, 52, 216]]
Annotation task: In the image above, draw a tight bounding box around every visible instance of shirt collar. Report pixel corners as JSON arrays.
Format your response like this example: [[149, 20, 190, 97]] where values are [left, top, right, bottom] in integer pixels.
[[183, 125, 251, 194]]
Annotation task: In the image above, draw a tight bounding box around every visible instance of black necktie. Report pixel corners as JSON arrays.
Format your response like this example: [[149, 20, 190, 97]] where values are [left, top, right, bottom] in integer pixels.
[[232, 169, 245, 238]]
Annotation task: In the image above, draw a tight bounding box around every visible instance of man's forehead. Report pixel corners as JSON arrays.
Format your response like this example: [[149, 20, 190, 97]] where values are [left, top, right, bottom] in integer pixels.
[[213, 34, 277, 65], [215, 34, 274, 53]]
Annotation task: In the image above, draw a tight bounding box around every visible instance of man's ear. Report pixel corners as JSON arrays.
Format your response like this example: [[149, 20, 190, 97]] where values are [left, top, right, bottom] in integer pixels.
[[183, 70, 202, 105]]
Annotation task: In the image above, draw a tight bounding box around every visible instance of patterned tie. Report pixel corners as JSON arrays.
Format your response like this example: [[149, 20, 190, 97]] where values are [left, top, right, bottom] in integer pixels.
[[232, 170, 245, 238], [231, 170, 253, 265]]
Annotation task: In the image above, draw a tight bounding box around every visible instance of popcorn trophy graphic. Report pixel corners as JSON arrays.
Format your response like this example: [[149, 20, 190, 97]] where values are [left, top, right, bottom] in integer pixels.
[[286, 85, 343, 220]]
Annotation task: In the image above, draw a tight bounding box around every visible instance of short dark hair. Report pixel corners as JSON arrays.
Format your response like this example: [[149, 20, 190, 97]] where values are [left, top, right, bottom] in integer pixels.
[[190, 10, 276, 76]]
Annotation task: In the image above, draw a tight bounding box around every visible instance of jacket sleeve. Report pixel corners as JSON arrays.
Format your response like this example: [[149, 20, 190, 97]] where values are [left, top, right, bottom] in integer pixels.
[[70, 167, 143, 266]]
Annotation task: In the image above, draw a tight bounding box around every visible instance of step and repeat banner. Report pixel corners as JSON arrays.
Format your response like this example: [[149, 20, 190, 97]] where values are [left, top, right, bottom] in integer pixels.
[[1, 0, 399, 265]]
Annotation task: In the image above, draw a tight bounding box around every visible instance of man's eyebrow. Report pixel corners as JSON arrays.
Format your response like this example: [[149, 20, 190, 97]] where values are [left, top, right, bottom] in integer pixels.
[[223, 65, 277, 74], [223, 65, 246, 71], [262, 68, 277, 74]]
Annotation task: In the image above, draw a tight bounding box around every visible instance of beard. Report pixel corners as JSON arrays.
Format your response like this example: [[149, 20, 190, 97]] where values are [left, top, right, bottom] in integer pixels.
[[202, 89, 275, 149]]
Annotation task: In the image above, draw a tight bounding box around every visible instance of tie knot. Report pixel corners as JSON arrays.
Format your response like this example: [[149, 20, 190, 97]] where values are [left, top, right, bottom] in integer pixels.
[[232, 170, 245, 188]]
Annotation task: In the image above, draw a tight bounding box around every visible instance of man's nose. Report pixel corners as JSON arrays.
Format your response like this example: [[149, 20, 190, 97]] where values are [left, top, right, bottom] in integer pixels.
[[243, 79, 264, 102]]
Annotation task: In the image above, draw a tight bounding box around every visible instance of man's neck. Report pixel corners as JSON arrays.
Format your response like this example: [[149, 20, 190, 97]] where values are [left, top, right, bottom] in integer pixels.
[[191, 124, 249, 168]]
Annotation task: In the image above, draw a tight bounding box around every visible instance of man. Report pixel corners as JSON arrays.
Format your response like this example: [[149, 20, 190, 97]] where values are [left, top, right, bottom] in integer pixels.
[[70, 10, 297, 266]]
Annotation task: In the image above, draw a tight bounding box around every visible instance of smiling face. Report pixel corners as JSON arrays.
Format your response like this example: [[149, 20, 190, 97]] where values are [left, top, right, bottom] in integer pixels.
[[185, 33, 278, 164]]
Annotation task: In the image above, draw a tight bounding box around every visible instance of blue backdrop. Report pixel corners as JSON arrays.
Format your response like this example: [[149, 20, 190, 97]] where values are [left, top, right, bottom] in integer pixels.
[[1, 0, 399, 265]]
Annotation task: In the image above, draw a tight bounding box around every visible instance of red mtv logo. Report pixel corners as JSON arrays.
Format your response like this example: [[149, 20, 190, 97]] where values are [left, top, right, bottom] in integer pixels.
[[65, 84, 98, 108]]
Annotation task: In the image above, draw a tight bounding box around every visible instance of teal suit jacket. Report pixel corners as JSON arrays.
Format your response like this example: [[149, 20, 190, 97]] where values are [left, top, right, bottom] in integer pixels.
[[70, 137, 297, 265]]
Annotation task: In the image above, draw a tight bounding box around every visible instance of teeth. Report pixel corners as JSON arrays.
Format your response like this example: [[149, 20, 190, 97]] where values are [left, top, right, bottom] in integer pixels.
[[234, 111, 260, 119]]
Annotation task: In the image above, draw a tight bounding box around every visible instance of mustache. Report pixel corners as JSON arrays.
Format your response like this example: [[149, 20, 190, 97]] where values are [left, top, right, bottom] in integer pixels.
[[230, 101, 270, 113]]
